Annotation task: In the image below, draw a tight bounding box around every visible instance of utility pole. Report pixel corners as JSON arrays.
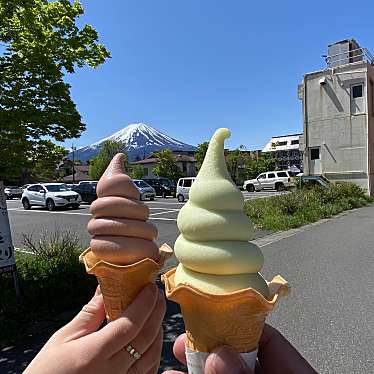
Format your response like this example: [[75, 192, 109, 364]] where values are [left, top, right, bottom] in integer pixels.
[[72, 144, 77, 184]]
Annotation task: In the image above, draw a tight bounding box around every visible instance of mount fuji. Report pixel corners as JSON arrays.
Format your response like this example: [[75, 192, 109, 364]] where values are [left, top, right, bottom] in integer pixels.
[[69, 123, 196, 162]]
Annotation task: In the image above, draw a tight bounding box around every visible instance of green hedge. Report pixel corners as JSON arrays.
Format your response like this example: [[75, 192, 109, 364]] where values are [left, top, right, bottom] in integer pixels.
[[0, 232, 96, 346], [244, 182, 373, 231]]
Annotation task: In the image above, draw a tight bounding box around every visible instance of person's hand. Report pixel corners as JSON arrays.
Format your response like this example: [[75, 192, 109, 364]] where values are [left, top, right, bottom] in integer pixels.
[[25, 283, 166, 374], [164, 324, 317, 374]]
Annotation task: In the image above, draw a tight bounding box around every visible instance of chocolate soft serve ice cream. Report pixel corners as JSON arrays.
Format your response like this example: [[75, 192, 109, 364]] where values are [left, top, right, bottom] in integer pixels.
[[80, 153, 172, 321], [174, 128, 269, 297], [88, 153, 160, 265]]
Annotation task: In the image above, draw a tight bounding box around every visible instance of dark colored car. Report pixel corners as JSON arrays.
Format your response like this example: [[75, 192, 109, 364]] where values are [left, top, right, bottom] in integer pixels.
[[143, 178, 176, 198], [71, 181, 98, 203], [298, 175, 330, 188]]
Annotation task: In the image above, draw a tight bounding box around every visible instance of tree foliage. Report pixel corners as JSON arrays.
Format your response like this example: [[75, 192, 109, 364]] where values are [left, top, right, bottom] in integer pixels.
[[0, 0, 110, 181], [29, 140, 68, 182], [195, 141, 209, 170], [225, 148, 278, 185], [153, 149, 184, 182], [131, 164, 145, 180], [246, 156, 277, 180], [226, 145, 250, 185], [89, 141, 128, 181]]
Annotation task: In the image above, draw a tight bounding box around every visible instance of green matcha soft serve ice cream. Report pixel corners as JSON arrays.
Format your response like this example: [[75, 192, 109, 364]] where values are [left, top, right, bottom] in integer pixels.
[[174, 128, 269, 297]]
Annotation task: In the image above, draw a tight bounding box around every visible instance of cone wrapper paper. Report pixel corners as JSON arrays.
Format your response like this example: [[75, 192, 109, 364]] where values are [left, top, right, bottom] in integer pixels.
[[185, 347, 258, 373], [80, 243, 173, 321]]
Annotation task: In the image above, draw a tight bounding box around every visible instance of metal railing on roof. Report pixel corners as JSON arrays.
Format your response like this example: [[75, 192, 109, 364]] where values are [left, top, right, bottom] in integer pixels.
[[325, 47, 374, 67]]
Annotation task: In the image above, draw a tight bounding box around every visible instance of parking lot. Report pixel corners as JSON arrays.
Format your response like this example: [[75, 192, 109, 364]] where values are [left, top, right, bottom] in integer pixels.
[[6, 190, 286, 263]]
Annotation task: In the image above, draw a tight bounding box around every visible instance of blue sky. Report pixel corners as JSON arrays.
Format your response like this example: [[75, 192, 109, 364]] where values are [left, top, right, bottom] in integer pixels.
[[63, 0, 374, 150]]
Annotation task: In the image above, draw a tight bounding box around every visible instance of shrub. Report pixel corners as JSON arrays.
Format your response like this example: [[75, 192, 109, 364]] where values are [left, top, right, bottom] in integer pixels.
[[0, 230, 96, 346], [244, 183, 373, 231]]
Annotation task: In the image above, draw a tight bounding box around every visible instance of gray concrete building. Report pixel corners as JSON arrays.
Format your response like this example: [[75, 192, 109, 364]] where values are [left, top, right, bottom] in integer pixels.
[[299, 39, 374, 195]]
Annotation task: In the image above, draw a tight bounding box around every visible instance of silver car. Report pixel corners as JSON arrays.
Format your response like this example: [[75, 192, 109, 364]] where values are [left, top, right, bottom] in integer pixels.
[[133, 180, 156, 201], [4, 186, 23, 199]]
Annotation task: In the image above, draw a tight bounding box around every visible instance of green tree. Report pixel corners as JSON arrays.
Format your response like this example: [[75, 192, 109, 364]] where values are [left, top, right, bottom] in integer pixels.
[[153, 149, 184, 182], [89, 141, 128, 180], [195, 141, 209, 170], [30, 140, 68, 182], [246, 155, 277, 180], [131, 164, 145, 179], [0, 0, 110, 181], [226, 145, 250, 185]]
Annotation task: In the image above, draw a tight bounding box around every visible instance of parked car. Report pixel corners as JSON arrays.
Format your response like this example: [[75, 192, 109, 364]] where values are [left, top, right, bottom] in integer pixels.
[[22, 183, 82, 211], [133, 180, 156, 201], [144, 178, 176, 198], [243, 171, 295, 192], [71, 181, 98, 203], [4, 186, 23, 199], [297, 175, 330, 188], [176, 177, 196, 202]]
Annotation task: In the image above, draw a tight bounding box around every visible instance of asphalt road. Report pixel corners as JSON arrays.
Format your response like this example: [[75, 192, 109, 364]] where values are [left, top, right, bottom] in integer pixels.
[[6, 190, 283, 261], [261, 205, 374, 374]]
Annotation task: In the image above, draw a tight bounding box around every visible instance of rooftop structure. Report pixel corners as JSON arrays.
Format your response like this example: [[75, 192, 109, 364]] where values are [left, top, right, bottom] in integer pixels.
[[325, 39, 374, 68]]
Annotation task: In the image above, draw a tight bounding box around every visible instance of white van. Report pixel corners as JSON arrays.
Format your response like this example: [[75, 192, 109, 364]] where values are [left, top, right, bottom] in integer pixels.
[[176, 177, 196, 202]]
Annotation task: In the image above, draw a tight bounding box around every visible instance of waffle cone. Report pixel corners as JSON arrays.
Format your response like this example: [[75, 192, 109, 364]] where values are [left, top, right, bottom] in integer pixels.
[[80, 244, 173, 321], [162, 268, 290, 353]]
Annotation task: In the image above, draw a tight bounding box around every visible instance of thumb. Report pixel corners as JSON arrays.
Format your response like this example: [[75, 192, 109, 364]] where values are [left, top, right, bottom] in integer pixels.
[[57, 286, 106, 341], [205, 346, 254, 374]]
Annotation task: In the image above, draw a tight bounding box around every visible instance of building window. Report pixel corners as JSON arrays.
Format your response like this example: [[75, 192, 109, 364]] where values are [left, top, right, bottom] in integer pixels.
[[351, 83, 365, 115], [310, 148, 320, 160], [277, 141, 287, 146], [291, 139, 299, 145], [143, 167, 148, 176], [352, 84, 363, 98]]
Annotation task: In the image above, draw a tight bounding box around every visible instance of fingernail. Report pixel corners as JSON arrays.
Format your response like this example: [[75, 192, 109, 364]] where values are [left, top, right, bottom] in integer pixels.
[[207, 345, 249, 373]]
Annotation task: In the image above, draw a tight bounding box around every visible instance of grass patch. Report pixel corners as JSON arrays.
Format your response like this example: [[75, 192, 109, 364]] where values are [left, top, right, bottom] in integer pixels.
[[0, 230, 96, 347], [244, 182, 373, 231]]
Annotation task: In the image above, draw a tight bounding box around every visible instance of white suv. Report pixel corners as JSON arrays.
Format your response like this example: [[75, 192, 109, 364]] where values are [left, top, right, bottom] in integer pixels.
[[22, 183, 82, 211], [243, 171, 295, 192]]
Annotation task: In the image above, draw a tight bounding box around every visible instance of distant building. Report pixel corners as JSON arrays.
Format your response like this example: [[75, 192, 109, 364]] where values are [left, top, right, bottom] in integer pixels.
[[131, 152, 197, 178], [62, 170, 90, 183], [299, 39, 374, 195], [262, 134, 303, 171], [57, 158, 89, 182]]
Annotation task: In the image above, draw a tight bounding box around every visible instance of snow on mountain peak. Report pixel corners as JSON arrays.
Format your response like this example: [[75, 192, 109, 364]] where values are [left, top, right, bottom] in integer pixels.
[[71, 123, 195, 162]]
